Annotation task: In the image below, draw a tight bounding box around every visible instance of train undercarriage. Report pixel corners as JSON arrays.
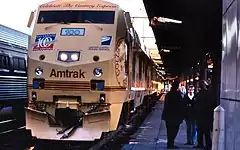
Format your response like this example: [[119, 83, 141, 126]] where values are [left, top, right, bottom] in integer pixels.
[[26, 92, 159, 150]]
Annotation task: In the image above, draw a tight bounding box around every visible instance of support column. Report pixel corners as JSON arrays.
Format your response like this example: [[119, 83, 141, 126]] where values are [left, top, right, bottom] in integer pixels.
[[211, 48, 222, 106]]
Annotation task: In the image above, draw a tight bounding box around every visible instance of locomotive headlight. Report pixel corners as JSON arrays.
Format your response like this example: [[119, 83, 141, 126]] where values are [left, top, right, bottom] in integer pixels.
[[93, 67, 103, 77], [60, 53, 68, 61], [35, 67, 43, 76], [71, 53, 79, 61], [58, 51, 80, 62]]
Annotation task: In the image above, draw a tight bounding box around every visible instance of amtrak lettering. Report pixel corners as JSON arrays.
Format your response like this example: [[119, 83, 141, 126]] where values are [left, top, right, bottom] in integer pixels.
[[40, 3, 117, 9], [50, 69, 86, 78]]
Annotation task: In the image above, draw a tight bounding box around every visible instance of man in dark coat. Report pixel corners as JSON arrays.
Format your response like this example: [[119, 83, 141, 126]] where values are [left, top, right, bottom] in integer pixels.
[[162, 81, 184, 149], [183, 84, 197, 145], [193, 80, 214, 150]]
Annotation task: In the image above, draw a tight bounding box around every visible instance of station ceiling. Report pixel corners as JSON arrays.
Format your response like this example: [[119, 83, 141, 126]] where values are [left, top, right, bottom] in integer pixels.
[[142, 0, 222, 77]]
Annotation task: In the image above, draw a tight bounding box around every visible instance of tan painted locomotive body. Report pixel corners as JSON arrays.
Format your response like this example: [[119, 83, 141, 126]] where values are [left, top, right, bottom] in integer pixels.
[[26, 0, 160, 141]]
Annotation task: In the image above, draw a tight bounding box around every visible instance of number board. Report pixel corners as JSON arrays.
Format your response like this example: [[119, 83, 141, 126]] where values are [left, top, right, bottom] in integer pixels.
[[60, 28, 85, 36]]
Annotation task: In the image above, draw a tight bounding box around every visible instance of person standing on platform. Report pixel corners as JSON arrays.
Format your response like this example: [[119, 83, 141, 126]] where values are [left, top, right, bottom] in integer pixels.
[[183, 85, 197, 145], [193, 80, 213, 150], [162, 81, 184, 149], [179, 83, 186, 98]]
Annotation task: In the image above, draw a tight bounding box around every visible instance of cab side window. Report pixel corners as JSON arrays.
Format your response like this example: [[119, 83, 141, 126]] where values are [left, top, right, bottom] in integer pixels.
[[0, 54, 10, 70], [13, 57, 26, 71]]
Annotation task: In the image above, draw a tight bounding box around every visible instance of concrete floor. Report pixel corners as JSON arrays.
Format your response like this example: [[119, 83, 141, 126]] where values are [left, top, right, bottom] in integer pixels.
[[122, 102, 201, 150]]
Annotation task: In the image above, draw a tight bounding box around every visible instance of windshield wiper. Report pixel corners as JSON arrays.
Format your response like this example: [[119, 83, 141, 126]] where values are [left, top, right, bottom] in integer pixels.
[[45, 22, 70, 30], [84, 20, 103, 31]]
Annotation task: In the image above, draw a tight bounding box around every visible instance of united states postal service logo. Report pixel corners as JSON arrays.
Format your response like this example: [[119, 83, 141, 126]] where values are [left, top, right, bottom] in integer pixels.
[[101, 36, 112, 46], [33, 34, 56, 51]]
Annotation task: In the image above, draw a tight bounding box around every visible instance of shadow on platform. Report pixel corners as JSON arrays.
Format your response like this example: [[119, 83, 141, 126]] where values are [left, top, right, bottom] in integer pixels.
[[122, 101, 200, 150]]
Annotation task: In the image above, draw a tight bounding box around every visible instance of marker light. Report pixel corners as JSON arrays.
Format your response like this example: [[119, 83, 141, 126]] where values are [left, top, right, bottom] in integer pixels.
[[93, 67, 103, 77], [35, 67, 43, 76], [71, 53, 79, 61], [99, 93, 106, 103], [100, 97, 105, 102], [60, 53, 68, 61], [32, 91, 37, 101]]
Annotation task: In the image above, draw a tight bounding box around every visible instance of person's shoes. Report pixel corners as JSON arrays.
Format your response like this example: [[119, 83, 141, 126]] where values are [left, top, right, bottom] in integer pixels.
[[174, 145, 180, 149], [184, 142, 193, 145], [193, 145, 204, 148], [167, 145, 173, 149], [167, 145, 180, 149], [204, 146, 212, 150]]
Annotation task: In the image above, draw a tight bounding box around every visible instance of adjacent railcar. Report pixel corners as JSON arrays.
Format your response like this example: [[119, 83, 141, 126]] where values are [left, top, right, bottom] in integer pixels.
[[26, 0, 160, 143], [0, 24, 28, 146]]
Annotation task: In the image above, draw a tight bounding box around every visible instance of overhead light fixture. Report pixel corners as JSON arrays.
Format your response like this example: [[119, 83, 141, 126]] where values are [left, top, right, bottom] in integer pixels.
[[195, 76, 199, 81], [158, 17, 182, 24], [208, 64, 213, 69], [161, 49, 170, 53], [157, 66, 165, 70], [151, 17, 182, 25]]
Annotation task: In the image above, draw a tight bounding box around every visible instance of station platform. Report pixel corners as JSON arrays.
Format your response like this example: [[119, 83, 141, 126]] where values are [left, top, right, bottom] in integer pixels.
[[122, 101, 198, 150]]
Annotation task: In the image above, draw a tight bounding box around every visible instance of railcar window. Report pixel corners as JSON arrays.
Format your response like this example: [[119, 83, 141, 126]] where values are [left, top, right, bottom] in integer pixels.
[[0, 55, 10, 69], [151, 68, 154, 79], [145, 63, 149, 87], [37, 10, 115, 24], [142, 59, 145, 77], [132, 53, 136, 82], [139, 56, 142, 80], [125, 42, 129, 76], [13, 57, 26, 71]]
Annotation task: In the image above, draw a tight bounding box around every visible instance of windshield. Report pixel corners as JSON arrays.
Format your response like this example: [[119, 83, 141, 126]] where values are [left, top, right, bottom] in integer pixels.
[[37, 10, 115, 24]]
